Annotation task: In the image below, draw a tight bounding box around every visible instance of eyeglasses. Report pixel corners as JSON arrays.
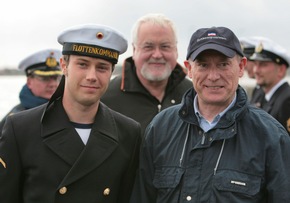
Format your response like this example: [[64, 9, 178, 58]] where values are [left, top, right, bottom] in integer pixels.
[[32, 75, 62, 82]]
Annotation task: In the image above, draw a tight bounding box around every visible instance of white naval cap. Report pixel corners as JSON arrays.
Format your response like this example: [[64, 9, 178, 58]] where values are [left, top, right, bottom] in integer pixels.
[[19, 49, 62, 76], [249, 36, 290, 68], [57, 24, 128, 64], [239, 36, 268, 59]]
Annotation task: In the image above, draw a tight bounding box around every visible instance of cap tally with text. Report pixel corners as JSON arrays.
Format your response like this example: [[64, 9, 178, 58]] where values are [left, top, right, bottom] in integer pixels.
[[249, 37, 290, 68], [57, 24, 128, 64], [186, 26, 244, 60], [19, 49, 62, 76]]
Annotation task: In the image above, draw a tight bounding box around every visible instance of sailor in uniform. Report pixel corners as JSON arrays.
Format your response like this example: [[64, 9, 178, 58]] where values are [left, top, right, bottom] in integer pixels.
[[250, 37, 290, 135], [0, 24, 142, 203]]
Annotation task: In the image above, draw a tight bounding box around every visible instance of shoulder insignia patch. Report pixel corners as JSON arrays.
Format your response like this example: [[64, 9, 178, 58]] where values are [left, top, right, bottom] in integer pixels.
[[0, 158, 6, 169]]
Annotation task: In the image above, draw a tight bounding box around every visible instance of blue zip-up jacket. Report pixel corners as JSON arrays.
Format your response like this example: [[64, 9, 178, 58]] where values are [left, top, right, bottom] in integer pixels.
[[130, 86, 290, 203]]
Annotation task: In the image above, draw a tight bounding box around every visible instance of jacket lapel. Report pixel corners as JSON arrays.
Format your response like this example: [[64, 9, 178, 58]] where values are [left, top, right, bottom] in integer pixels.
[[58, 103, 119, 186], [41, 99, 85, 166], [264, 83, 288, 113]]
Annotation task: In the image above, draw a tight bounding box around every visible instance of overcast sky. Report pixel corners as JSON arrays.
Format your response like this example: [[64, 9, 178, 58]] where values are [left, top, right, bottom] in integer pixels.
[[0, 0, 289, 69]]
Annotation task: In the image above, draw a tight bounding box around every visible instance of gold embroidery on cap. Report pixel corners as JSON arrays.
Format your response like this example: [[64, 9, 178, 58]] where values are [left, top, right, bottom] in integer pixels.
[[72, 44, 118, 60], [45, 52, 58, 68], [240, 43, 245, 51], [276, 58, 280, 63], [96, 32, 104, 39], [0, 158, 6, 168], [255, 42, 263, 53]]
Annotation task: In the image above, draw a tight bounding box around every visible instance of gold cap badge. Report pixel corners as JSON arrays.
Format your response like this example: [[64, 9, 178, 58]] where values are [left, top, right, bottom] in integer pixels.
[[45, 52, 58, 68], [255, 42, 263, 53]]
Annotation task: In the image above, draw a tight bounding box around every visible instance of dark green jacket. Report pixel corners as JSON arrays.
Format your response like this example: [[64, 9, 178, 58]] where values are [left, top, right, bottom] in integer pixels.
[[101, 57, 192, 135]]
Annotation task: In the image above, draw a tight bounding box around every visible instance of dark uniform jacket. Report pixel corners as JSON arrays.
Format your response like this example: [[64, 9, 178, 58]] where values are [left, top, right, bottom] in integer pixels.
[[130, 86, 290, 203], [101, 57, 192, 135], [0, 104, 26, 133], [251, 82, 290, 135], [0, 78, 142, 203]]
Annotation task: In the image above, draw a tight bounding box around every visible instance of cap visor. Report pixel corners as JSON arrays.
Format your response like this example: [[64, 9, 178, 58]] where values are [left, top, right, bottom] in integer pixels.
[[250, 53, 273, 62], [33, 70, 63, 76], [189, 44, 236, 61]]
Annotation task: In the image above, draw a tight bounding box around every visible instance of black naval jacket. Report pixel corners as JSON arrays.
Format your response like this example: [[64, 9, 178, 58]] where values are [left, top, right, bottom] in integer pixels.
[[101, 57, 192, 135], [0, 77, 142, 203], [251, 82, 290, 135]]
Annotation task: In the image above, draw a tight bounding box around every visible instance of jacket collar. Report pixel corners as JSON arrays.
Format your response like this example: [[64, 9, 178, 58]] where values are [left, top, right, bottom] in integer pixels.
[[40, 82, 120, 186], [263, 82, 290, 112], [179, 85, 248, 129]]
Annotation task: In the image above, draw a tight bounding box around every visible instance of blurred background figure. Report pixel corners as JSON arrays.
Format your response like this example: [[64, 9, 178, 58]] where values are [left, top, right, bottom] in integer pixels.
[[0, 49, 62, 132], [250, 37, 290, 135], [240, 36, 263, 100], [101, 13, 192, 135], [240, 37, 257, 79]]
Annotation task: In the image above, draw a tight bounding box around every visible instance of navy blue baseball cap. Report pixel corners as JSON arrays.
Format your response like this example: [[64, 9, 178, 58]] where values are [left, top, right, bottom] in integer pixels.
[[186, 26, 244, 60]]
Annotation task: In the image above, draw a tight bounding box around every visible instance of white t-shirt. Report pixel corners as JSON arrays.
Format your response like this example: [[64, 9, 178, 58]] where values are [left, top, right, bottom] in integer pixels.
[[71, 122, 93, 145]]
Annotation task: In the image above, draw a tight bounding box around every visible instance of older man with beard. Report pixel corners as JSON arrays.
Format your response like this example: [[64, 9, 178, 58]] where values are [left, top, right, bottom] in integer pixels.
[[101, 13, 192, 135]]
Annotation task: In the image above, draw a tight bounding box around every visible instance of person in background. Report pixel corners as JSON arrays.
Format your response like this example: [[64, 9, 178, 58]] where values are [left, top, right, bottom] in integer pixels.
[[0, 24, 141, 203], [130, 26, 290, 203], [101, 13, 192, 135], [0, 49, 62, 132], [239, 36, 262, 100], [250, 37, 290, 135], [239, 37, 256, 79]]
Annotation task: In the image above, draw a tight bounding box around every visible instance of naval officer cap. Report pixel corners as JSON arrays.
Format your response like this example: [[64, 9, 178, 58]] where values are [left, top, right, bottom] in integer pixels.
[[19, 49, 62, 76], [239, 37, 258, 59], [239, 36, 270, 60], [250, 37, 290, 68], [57, 24, 128, 64]]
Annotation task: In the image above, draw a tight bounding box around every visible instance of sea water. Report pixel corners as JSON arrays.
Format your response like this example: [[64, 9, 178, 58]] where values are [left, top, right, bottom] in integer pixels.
[[0, 74, 258, 121], [0, 75, 26, 120]]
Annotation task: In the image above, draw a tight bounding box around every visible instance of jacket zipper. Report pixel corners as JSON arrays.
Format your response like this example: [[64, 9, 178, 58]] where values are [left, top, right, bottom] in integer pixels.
[[157, 104, 162, 113]]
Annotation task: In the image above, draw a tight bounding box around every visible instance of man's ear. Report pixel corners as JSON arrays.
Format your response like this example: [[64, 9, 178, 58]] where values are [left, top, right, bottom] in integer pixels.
[[184, 60, 193, 79], [238, 57, 247, 78], [60, 57, 67, 75]]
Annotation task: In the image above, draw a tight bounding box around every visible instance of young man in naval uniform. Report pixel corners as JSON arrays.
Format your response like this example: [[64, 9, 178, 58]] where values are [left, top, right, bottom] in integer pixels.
[[0, 24, 141, 203]]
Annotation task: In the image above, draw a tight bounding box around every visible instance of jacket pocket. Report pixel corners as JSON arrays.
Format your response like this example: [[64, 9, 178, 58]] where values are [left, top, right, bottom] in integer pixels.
[[213, 170, 261, 196], [153, 167, 184, 188], [152, 167, 185, 202]]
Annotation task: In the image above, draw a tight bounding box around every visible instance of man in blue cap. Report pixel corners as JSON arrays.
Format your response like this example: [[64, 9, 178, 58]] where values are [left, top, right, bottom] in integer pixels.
[[0, 24, 141, 203], [130, 26, 290, 203], [0, 49, 62, 132]]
